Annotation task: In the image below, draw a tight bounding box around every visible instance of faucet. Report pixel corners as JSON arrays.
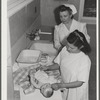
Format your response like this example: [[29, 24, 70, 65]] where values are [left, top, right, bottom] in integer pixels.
[[26, 29, 40, 40], [34, 29, 40, 40], [26, 32, 35, 40]]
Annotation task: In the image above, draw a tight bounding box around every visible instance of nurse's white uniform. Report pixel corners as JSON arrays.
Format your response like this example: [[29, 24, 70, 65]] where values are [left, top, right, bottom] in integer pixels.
[[54, 19, 90, 48], [54, 47, 91, 100]]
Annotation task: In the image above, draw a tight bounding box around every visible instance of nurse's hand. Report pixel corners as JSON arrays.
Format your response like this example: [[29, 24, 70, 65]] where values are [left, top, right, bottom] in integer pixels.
[[55, 45, 61, 50], [39, 65, 49, 71], [54, 43, 61, 50], [51, 83, 61, 91]]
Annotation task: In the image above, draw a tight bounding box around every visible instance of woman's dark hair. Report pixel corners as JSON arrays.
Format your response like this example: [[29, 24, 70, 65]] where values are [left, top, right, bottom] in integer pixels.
[[58, 5, 74, 19], [66, 30, 91, 54]]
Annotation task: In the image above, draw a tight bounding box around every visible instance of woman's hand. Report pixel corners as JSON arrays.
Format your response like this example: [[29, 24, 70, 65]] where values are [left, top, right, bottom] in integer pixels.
[[55, 45, 61, 50], [51, 83, 61, 91], [39, 65, 49, 71]]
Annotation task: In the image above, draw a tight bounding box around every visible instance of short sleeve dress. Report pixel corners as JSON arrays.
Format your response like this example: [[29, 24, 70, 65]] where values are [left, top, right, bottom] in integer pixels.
[[54, 47, 91, 100]]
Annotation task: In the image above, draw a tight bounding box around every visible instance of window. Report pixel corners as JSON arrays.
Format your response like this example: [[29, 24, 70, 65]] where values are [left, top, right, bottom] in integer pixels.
[[78, 0, 96, 24]]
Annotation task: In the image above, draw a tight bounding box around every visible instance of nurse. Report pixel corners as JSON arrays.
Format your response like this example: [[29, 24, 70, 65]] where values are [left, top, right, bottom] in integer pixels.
[[41, 30, 91, 100], [54, 4, 90, 51]]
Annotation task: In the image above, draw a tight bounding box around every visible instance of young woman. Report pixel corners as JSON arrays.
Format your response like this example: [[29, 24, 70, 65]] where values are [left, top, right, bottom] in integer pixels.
[[54, 4, 90, 51], [41, 30, 91, 100]]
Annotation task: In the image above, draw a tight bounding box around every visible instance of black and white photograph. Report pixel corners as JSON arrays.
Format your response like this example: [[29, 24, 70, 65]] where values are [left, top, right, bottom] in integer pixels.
[[2, 0, 98, 100]]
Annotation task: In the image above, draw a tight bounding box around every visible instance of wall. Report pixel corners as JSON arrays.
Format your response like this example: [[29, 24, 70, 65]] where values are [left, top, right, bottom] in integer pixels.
[[7, 0, 40, 100], [8, 0, 40, 65], [40, 0, 80, 26]]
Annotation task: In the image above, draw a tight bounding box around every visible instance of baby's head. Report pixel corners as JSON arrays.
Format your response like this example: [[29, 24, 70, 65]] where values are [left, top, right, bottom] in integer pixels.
[[40, 83, 53, 98], [64, 30, 91, 54]]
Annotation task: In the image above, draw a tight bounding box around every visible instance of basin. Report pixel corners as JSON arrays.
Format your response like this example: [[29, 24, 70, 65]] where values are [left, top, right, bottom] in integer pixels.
[[30, 40, 58, 57]]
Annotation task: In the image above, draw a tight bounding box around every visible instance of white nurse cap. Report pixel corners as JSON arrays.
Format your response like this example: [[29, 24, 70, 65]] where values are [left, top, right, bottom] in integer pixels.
[[63, 4, 77, 15]]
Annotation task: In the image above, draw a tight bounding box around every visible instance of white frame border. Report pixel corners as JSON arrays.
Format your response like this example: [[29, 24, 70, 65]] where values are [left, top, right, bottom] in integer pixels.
[[97, 0, 99, 100]]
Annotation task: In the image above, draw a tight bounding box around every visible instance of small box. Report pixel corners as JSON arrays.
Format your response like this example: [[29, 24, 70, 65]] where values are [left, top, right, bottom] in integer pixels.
[[16, 50, 41, 67]]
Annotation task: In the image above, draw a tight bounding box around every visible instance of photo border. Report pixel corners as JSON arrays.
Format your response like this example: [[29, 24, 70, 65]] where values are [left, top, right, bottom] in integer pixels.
[[2, 0, 99, 100]]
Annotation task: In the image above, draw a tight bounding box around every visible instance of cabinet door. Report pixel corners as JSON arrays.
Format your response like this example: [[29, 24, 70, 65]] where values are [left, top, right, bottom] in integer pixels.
[[27, 0, 35, 27], [9, 7, 27, 47], [27, 0, 40, 28], [34, 0, 40, 19]]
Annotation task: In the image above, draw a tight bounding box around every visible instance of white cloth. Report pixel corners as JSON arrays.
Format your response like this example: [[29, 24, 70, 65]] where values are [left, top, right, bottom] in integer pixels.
[[54, 19, 90, 49], [63, 4, 77, 15], [54, 47, 91, 100], [35, 70, 58, 84]]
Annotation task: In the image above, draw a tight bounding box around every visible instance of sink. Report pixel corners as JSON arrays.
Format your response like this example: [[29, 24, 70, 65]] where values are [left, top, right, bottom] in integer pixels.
[[19, 41, 63, 100], [30, 40, 58, 57]]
